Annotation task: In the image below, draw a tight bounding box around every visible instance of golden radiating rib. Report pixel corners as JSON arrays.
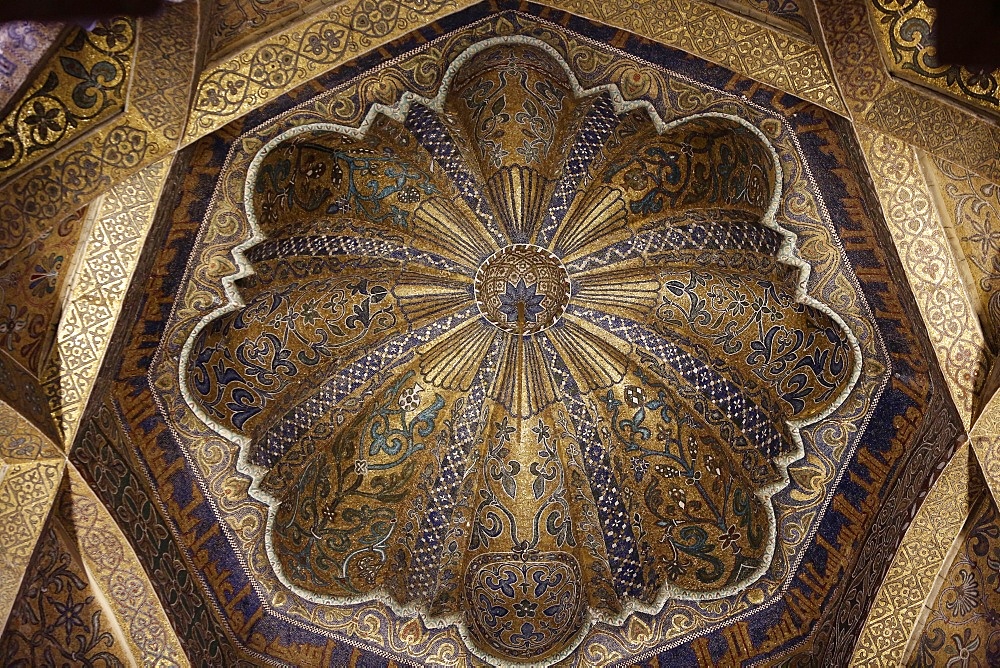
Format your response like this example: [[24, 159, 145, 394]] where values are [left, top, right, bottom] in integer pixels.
[[489, 335, 560, 418], [544, 314, 631, 392], [412, 196, 499, 268], [418, 317, 498, 391], [573, 263, 661, 321], [395, 269, 473, 328], [551, 186, 629, 263], [484, 166, 552, 242], [550, 406, 623, 614]]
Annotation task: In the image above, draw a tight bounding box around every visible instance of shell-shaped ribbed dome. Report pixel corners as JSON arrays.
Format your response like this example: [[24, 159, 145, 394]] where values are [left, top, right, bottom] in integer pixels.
[[184, 42, 857, 664]]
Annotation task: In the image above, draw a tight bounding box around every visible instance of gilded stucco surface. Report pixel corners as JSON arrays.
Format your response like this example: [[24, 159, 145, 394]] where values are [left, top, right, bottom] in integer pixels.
[[0, 379, 64, 630], [0, 465, 185, 666], [58, 465, 189, 667], [42, 157, 173, 444], [74, 401, 254, 666], [547, 0, 842, 112], [0, 0, 994, 665], [184, 0, 468, 140], [819, 0, 1000, 183], [824, 0, 1000, 658], [924, 158, 1000, 352], [851, 442, 979, 667], [868, 0, 1000, 117], [0, 3, 202, 660], [855, 358, 1000, 666], [0, 432, 185, 664], [184, 0, 844, 141], [0, 455, 63, 629], [0, 1, 199, 445], [0, 516, 132, 667], [126, 2, 960, 660], [908, 491, 1000, 666], [0, 207, 87, 377], [0, 205, 89, 444], [0, 400, 60, 463], [0, 19, 136, 182], [205, 0, 331, 63], [170, 29, 866, 663], [854, 127, 986, 428], [0, 0, 198, 264], [709, 0, 813, 36]]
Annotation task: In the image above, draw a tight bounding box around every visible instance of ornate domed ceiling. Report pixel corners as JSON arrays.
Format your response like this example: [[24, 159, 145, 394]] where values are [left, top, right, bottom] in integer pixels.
[[127, 4, 928, 663], [167, 36, 864, 663], [0, 0, 994, 666]]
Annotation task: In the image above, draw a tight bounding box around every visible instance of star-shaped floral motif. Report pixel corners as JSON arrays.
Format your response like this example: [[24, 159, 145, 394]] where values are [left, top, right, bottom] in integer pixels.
[[497, 278, 545, 324]]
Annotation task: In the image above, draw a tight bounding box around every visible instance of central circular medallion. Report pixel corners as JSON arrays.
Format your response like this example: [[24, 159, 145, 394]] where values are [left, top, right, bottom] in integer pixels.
[[475, 244, 570, 335]]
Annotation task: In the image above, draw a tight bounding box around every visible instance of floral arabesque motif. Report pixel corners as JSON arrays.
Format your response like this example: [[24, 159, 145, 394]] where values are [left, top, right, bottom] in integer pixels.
[[870, 0, 1000, 116], [0, 18, 134, 177], [0, 207, 86, 375], [910, 493, 1000, 668], [0, 524, 128, 667], [182, 42, 858, 665]]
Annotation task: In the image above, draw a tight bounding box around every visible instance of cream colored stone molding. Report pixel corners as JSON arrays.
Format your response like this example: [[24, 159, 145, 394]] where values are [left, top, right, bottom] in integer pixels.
[[42, 156, 174, 447], [855, 126, 987, 429], [58, 464, 189, 667], [849, 441, 976, 666]]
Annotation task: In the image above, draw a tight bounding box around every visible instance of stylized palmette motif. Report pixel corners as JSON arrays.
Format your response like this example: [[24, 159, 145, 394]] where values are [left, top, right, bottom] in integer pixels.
[[184, 42, 857, 664], [0, 19, 135, 177]]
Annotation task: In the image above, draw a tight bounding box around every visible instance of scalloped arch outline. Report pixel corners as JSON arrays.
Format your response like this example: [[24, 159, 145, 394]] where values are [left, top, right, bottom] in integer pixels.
[[176, 34, 864, 667]]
